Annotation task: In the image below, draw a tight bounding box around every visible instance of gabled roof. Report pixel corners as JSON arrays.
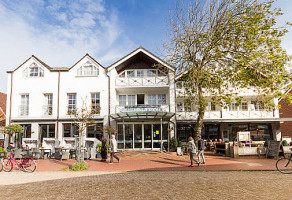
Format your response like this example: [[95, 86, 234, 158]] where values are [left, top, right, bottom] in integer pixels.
[[107, 46, 176, 72], [69, 53, 105, 70], [7, 55, 52, 73]]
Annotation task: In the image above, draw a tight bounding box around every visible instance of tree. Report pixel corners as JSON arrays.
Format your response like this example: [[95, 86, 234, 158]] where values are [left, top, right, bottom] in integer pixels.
[[5, 124, 24, 145], [165, 0, 291, 138], [68, 97, 100, 166]]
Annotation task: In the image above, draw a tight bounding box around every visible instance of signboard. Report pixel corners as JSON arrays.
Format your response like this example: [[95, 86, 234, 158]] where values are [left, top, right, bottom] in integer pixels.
[[121, 107, 163, 112], [238, 131, 250, 142], [266, 141, 281, 159]]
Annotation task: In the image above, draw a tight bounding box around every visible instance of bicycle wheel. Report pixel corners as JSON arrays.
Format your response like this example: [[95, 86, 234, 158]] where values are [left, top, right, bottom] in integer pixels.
[[22, 158, 36, 173], [2, 158, 13, 172], [0, 159, 3, 172], [276, 158, 292, 174]]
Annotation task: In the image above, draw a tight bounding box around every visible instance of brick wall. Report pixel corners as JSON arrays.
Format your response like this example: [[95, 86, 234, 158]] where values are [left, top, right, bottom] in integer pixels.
[[0, 92, 7, 127], [279, 90, 292, 138]]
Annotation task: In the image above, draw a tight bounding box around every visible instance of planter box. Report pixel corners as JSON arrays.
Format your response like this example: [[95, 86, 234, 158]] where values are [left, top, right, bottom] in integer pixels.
[[283, 146, 292, 154]]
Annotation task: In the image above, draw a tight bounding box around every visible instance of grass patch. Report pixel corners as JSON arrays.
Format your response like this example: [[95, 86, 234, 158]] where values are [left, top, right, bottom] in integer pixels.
[[59, 162, 89, 171]]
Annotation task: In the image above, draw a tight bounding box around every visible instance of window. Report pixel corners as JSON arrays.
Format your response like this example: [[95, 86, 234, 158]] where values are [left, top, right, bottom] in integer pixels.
[[20, 94, 29, 116], [44, 94, 53, 116], [77, 62, 99, 76], [251, 101, 263, 111], [148, 94, 156, 105], [158, 94, 166, 105], [119, 95, 126, 105], [63, 123, 79, 137], [210, 103, 216, 111], [67, 94, 76, 114], [157, 70, 166, 76], [128, 95, 136, 106], [240, 102, 248, 111], [23, 63, 44, 77], [87, 123, 103, 140], [21, 124, 31, 138], [137, 70, 144, 77], [229, 103, 238, 111], [40, 124, 55, 140], [127, 71, 135, 77], [147, 70, 156, 77], [91, 93, 100, 114], [137, 94, 145, 105]]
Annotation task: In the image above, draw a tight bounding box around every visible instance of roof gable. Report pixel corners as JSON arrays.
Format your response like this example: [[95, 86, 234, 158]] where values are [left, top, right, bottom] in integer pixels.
[[69, 53, 105, 70], [108, 47, 175, 72]]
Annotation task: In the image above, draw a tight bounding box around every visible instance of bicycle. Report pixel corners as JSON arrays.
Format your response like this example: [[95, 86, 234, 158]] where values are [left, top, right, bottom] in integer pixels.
[[276, 150, 292, 174], [0, 158, 3, 172], [3, 150, 37, 173]]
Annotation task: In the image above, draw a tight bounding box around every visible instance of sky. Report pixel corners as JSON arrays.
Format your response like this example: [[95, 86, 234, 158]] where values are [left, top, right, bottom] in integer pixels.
[[0, 0, 291, 93]]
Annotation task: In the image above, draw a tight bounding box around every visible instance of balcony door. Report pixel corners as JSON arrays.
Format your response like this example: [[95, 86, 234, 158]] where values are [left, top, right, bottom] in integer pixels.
[[137, 94, 144, 105]]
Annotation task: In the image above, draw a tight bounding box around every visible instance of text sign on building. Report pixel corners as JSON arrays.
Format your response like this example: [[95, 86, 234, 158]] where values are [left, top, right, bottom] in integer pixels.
[[237, 131, 250, 142], [121, 107, 163, 112]]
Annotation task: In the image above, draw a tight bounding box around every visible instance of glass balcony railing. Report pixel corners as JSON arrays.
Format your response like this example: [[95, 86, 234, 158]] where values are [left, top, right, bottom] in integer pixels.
[[116, 76, 169, 87], [116, 105, 170, 113]]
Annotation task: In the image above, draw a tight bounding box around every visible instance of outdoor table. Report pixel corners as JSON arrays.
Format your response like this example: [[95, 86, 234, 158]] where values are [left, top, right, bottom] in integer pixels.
[[40, 148, 52, 159]]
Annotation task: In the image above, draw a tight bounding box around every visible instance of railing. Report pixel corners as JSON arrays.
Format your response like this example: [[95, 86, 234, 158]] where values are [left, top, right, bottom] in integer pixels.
[[18, 105, 29, 116], [116, 104, 170, 113], [116, 76, 169, 87], [176, 110, 275, 120], [43, 105, 53, 116]]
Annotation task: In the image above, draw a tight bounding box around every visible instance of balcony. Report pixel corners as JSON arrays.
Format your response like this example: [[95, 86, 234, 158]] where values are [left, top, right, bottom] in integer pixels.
[[116, 104, 170, 113], [116, 76, 169, 87], [176, 110, 275, 121]]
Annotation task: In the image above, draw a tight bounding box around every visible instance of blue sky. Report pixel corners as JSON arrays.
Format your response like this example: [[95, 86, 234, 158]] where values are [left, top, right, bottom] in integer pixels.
[[0, 0, 291, 93]]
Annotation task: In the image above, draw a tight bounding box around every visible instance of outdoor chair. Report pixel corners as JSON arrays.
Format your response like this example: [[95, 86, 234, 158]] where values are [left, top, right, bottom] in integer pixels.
[[32, 147, 41, 159], [14, 148, 22, 159], [54, 148, 70, 160], [84, 147, 91, 160]]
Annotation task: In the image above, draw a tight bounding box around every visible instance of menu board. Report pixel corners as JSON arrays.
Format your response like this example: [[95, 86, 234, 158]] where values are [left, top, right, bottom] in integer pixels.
[[238, 132, 250, 142], [266, 141, 281, 159]]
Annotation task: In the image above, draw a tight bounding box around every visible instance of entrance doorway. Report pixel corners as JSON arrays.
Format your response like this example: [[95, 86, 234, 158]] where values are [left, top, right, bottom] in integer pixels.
[[117, 123, 168, 150]]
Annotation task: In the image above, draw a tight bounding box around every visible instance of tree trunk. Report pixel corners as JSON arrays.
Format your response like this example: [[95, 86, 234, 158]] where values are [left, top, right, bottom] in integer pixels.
[[194, 88, 206, 140]]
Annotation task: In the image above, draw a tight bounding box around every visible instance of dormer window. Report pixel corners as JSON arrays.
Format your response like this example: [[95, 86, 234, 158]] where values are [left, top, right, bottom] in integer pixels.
[[77, 61, 99, 76], [23, 63, 44, 77]]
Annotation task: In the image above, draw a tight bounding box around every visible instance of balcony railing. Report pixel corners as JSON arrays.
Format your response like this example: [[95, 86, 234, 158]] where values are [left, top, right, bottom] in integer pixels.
[[176, 110, 275, 121], [116, 104, 170, 113], [43, 105, 53, 116], [18, 105, 29, 116], [116, 76, 169, 87]]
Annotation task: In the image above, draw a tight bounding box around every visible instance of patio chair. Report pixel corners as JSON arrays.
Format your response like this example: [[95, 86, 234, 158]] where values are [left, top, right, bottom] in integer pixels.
[[14, 148, 22, 159], [84, 148, 91, 160], [32, 147, 41, 159]]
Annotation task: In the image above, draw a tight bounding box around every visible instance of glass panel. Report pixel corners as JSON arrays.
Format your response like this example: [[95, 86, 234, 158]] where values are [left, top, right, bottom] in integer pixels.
[[134, 124, 142, 148], [119, 95, 126, 105], [153, 124, 161, 148], [48, 125, 55, 138], [91, 93, 100, 114], [158, 94, 166, 105], [117, 124, 124, 149], [147, 70, 156, 77], [127, 71, 135, 77], [137, 94, 144, 105], [128, 95, 136, 106], [63, 123, 71, 137], [229, 103, 238, 111], [148, 94, 156, 105], [125, 124, 133, 149], [137, 70, 144, 77], [240, 102, 248, 111], [144, 124, 152, 148]]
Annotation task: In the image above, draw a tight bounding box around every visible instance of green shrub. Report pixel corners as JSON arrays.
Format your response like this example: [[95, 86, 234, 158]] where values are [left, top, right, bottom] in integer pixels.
[[178, 141, 183, 148], [72, 162, 88, 171], [264, 139, 269, 147], [170, 137, 178, 151], [282, 140, 288, 146]]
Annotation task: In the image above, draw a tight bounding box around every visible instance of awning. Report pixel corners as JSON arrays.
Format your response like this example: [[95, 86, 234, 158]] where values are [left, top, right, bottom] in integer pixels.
[[110, 111, 175, 120], [177, 118, 290, 123]]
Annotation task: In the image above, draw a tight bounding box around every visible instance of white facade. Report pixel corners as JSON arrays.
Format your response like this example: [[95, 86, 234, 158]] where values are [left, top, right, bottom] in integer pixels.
[[5, 47, 282, 150]]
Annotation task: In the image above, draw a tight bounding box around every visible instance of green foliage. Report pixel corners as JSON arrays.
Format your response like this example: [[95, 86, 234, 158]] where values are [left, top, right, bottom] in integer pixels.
[[282, 140, 288, 146], [170, 137, 178, 151], [178, 141, 183, 148], [166, 0, 291, 136], [72, 162, 88, 171], [264, 139, 269, 147], [0, 147, 7, 157], [5, 124, 24, 135]]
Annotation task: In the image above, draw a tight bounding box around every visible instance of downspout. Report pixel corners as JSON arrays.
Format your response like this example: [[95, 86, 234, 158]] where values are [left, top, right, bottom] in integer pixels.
[[9, 72, 13, 125], [106, 69, 111, 127], [56, 71, 61, 139]]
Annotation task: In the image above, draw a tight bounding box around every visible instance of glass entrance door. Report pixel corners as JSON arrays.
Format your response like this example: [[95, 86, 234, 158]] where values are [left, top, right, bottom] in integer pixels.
[[134, 124, 142, 148], [144, 124, 152, 148], [153, 124, 161, 148]]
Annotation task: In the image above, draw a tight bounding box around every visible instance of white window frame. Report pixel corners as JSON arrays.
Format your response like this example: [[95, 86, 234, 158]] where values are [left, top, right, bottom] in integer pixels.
[[158, 94, 166, 105], [91, 93, 100, 114], [67, 93, 76, 114], [20, 94, 29, 116], [128, 95, 136, 106], [77, 62, 99, 76], [119, 95, 127, 106], [44, 94, 53, 116], [148, 94, 156, 105], [23, 63, 44, 77]]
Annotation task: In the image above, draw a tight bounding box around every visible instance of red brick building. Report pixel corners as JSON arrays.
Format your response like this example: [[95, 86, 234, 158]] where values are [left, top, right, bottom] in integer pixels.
[[0, 92, 7, 127], [279, 89, 292, 138]]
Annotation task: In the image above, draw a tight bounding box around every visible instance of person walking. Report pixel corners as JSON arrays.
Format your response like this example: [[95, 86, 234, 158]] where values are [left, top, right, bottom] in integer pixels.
[[197, 136, 206, 164], [188, 137, 199, 167], [100, 136, 107, 162], [109, 134, 120, 164]]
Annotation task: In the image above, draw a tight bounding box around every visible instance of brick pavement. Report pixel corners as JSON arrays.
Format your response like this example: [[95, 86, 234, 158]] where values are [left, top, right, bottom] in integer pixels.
[[32, 151, 278, 171]]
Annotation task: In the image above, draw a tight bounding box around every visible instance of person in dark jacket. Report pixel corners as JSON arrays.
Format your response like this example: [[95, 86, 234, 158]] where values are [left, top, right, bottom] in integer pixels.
[[188, 137, 199, 167], [197, 136, 205, 164], [101, 136, 107, 162]]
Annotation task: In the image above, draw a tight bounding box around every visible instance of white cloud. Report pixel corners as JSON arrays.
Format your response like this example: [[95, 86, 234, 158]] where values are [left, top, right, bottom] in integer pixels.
[[0, 0, 136, 93]]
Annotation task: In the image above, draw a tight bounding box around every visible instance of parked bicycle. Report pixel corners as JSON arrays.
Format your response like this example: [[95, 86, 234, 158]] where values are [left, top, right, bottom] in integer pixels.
[[276, 149, 292, 174], [0, 158, 3, 172], [3, 150, 37, 172]]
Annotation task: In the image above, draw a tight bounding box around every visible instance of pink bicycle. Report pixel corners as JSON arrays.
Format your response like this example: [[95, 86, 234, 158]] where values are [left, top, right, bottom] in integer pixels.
[[3, 151, 36, 172]]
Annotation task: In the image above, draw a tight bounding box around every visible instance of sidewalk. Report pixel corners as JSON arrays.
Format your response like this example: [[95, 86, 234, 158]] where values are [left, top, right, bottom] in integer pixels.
[[33, 151, 278, 171]]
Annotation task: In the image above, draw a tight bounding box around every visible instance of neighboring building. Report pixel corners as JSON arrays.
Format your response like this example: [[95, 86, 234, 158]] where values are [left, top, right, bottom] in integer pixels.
[[5, 47, 284, 150], [175, 76, 282, 143], [0, 92, 6, 127], [279, 89, 292, 139]]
